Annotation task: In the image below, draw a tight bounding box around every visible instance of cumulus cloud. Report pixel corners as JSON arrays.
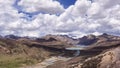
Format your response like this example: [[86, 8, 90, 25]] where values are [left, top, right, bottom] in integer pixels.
[[55, 0, 120, 36], [18, 0, 65, 14], [0, 0, 120, 37]]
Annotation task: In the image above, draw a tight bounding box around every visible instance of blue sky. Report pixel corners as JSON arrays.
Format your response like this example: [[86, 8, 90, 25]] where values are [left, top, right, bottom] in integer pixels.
[[57, 0, 76, 8]]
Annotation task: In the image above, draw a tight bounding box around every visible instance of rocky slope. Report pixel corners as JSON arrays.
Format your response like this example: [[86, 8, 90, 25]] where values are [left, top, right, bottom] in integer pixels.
[[46, 33, 120, 68], [80, 47, 120, 68], [0, 35, 76, 68], [0, 33, 120, 68]]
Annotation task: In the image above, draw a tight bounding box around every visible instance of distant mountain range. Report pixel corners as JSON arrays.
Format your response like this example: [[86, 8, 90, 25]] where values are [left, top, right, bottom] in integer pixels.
[[0, 33, 120, 68]]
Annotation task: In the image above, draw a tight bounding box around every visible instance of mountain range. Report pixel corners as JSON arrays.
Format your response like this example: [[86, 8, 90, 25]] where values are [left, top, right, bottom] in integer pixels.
[[0, 33, 120, 68]]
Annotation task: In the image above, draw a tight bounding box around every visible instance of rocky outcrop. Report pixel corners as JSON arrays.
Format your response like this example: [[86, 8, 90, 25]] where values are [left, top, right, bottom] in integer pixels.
[[77, 47, 120, 68]]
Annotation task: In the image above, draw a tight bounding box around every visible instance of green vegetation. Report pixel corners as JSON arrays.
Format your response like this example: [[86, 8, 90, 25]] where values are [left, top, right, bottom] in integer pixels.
[[0, 43, 51, 68], [0, 54, 38, 68]]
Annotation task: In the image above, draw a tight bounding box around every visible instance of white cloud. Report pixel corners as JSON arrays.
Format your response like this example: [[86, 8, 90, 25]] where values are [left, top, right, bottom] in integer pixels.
[[55, 0, 120, 36], [71, 0, 91, 17], [18, 0, 65, 14], [0, 0, 120, 37]]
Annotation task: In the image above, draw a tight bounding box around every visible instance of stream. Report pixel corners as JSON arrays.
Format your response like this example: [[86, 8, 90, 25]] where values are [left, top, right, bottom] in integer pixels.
[[21, 46, 89, 68], [21, 56, 71, 68]]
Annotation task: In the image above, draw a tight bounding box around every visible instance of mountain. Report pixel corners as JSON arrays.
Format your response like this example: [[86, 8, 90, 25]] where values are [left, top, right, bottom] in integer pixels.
[[0, 34, 76, 68], [0, 33, 120, 68], [77, 33, 120, 45], [78, 34, 98, 45], [46, 33, 120, 68], [41, 34, 78, 45], [4, 34, 21, 39]]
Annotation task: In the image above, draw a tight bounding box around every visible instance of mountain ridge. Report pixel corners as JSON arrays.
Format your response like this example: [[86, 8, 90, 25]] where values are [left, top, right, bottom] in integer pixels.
[[0, 33, 120, 68]]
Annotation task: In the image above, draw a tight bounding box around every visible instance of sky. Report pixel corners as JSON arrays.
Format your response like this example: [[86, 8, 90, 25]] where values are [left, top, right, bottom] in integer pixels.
[[0, 0, 120, 38], [56, 0, 76, 8]]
